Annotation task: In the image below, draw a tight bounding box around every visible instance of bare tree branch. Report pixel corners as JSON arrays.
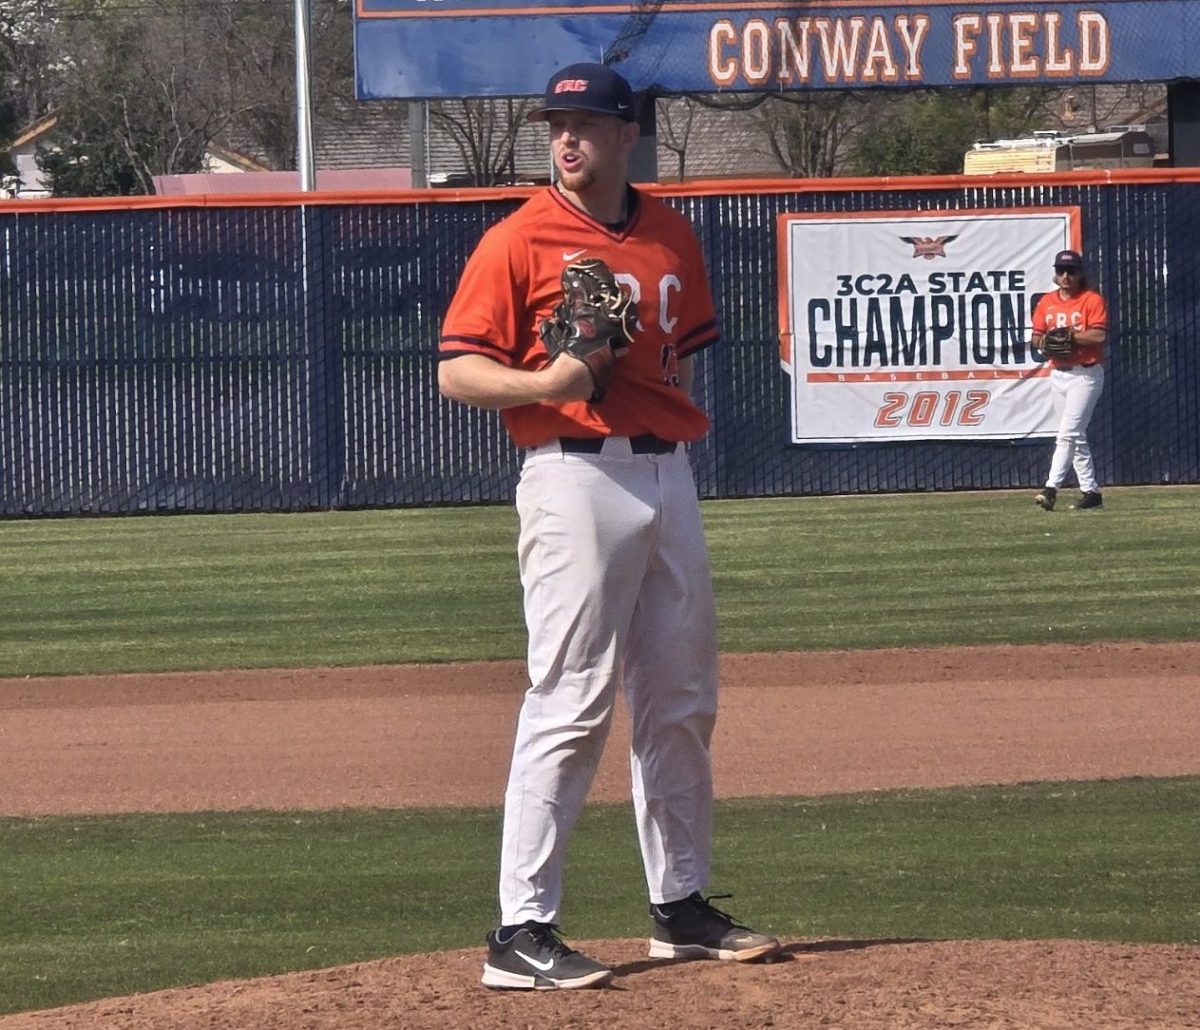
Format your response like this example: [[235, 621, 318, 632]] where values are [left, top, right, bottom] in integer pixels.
[[429, 97, 537, 186]]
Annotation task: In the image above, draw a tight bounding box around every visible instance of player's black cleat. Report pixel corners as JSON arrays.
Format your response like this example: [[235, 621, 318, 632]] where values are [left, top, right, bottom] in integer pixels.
[[649, 892, 780, 962], [1071, 490, 1104, 510], [481, 922, 612, 990], [1035, 486, 1057, 511]]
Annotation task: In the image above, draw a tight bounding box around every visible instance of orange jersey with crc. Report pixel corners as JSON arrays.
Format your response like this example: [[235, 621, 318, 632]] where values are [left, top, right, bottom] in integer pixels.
[[1033, 288, 1108, 369], [438, 186, 719, 447]]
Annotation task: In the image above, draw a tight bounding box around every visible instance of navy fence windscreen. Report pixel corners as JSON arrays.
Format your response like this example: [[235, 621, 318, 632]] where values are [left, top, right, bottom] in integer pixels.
[[1, 179, 1197, 517]]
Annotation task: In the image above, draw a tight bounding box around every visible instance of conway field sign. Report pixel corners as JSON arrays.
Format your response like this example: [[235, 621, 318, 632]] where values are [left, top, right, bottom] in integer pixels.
[[355, 0, 1200, 99]]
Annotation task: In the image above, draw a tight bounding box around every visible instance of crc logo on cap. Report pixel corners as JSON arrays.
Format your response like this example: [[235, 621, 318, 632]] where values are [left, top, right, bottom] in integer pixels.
[[554, 79, 589, 94]]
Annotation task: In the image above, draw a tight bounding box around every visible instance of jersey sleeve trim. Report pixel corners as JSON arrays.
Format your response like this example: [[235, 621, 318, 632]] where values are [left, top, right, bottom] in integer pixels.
[[677, 318, 719, 358], [438, 335, 515, 366]]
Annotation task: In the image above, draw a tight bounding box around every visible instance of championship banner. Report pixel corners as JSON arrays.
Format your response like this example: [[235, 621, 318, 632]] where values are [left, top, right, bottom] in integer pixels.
[[777, 208, 1079, 443]]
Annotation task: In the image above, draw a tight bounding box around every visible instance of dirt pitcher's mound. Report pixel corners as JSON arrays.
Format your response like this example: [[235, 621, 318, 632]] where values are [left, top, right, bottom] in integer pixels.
[[2, 939, 1197, 1029]]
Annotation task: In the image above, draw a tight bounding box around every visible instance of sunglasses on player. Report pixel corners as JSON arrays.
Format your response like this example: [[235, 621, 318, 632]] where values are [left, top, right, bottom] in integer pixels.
[[1055, 266, 1081, 276]]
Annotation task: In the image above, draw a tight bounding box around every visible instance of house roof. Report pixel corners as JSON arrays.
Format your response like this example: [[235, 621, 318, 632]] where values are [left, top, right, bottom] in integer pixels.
[[4, 113, 271, 171], [316, 97, 410, 169], [206, 144, 272, 173], [8, 115, 59, 151]]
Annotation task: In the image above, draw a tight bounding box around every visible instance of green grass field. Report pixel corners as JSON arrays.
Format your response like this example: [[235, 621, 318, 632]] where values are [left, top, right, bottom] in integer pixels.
[[1, 487, 1197, 1014], [1, 486, 1197, 677], [3, 779, 1198, 1014]]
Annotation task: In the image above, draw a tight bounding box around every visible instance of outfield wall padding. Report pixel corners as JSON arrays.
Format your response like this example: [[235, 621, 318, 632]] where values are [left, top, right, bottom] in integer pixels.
[[2, 173, 1197, 515]]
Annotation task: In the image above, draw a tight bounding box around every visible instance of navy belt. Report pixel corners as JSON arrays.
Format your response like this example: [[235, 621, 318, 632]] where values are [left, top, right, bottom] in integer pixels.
[[558, 434, 678, 455]]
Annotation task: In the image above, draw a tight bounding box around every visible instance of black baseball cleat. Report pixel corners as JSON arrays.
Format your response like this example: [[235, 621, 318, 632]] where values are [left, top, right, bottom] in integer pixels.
[[481, 922, 612, 990], [1035, 486, 1057, 511], [649, 892, 780, 962], [1070, 490, 1104, 510]]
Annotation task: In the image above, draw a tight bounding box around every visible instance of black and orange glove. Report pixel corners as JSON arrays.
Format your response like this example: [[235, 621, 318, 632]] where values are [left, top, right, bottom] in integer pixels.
[[538, 258, 636, 403], [1040, 326, 1075, 358]]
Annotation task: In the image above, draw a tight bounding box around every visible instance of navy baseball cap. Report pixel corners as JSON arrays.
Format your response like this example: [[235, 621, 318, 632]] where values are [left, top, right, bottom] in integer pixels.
[[527, 63, 637, 123], [1054, 249, 1083, 269]]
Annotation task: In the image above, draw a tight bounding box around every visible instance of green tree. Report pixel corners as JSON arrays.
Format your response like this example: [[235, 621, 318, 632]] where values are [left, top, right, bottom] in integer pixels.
[[38, 135, 139, 195], [0, 0, 57, 129], [750, 91, 874, 178], [851, 88, 1053, 176], [230, 0, 353, 171], [41, 2, 227, 195], [1, 57, 16, 182], [1, 0, 55, 185], [37, 0, 353, 196]]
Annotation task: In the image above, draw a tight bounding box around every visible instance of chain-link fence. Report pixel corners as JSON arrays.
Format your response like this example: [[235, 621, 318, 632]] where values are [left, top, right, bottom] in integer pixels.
[[2, 176, 1197, 516]]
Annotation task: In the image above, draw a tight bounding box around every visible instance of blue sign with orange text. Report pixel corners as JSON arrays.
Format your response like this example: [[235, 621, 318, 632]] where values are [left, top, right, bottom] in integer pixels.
[[354, 0, 1200, 99]]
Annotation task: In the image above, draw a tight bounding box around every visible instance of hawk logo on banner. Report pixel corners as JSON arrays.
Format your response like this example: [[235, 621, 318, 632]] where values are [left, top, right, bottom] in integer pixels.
[[901, 235, 960, 259]]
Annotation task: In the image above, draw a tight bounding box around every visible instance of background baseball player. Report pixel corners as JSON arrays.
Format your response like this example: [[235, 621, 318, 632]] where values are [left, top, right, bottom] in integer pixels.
[[1031, 248, 1108, 511], [437, 62, 779, 991]]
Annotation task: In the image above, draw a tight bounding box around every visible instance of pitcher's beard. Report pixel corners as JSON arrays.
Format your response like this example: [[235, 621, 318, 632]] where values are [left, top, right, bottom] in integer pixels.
[[556, 165, 594, 194]]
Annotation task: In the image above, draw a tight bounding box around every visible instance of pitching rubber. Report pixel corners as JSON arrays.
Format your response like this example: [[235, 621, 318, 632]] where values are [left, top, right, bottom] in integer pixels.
[[648, 938, 781, 962]]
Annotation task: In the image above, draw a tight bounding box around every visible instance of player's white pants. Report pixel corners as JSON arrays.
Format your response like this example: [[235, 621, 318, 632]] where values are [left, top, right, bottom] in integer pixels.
[[1046, 364, 1105, 493], [500, 438, 718, 925]]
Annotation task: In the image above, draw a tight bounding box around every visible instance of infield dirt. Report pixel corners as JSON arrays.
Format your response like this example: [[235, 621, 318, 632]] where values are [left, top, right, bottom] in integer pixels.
[[3, 642, 1199, 1028]]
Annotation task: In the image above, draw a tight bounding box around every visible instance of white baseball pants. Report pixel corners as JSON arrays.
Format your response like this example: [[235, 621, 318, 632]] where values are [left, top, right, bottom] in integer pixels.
[[499, 438, 718, 925], [1045, 364, 1105, 493]]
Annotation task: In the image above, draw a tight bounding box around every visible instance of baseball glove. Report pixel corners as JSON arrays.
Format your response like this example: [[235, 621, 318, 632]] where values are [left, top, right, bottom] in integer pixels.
[[538, 258, 636, 403], [1040, 325, 1075, 358]]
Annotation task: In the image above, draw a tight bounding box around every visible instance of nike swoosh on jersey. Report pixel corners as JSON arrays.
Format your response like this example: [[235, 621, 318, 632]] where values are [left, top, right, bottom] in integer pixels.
[[514, 949, 556, 971], [562, 249, 587, 261]]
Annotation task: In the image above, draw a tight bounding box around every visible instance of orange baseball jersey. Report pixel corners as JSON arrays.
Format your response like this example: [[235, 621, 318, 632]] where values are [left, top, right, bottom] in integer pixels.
[[438, 186, 719, 447], [1033, 288, 1108, 369]]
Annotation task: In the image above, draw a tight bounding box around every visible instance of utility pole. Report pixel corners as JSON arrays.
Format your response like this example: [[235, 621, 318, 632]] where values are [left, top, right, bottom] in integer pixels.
[[294, 0, 316, 190]]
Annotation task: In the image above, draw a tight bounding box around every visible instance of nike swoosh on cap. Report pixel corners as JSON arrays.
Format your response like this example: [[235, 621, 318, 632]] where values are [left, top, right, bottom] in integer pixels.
[[514, 949, 556, 971]]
